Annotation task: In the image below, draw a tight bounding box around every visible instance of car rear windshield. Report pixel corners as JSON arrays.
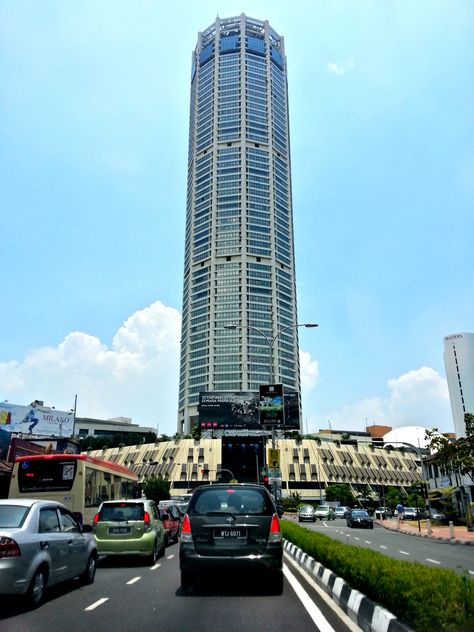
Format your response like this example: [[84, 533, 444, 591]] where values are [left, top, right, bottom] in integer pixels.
[[99, 502, 145, 521], [190, 488, 273, 516], [0, 505, 30, 528]]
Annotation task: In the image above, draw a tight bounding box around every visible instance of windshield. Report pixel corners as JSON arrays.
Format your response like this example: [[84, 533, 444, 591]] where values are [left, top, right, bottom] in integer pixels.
[[99, 502, 145, 521], [17, 459, 77, 493], [191, 488, 272, 516], [0, 505, 30, 528]]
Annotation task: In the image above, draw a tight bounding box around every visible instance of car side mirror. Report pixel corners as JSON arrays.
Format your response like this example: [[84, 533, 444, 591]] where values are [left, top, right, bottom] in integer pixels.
[[82, 524, 93, 533]]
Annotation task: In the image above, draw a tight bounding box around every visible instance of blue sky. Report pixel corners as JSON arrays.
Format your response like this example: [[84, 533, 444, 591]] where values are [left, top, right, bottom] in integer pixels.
[[1, 1, 473, 436]]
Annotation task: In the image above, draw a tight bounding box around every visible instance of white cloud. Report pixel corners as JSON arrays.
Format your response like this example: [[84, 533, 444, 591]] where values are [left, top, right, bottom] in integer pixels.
[[320, 367, 452, 433], [327, 59, 355, 75], [300, 350, 320, 393], [0, 301, 181, 435]]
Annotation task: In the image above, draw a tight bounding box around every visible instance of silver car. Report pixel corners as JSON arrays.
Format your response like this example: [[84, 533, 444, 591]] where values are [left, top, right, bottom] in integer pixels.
[[298, 505, 316, 522], [0, 499, 97, 608]]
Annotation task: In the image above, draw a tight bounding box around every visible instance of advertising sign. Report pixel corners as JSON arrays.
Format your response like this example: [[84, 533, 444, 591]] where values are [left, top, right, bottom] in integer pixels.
[[198, 392, 260, 429], [0, 402, 74, 438], [268, 448, 280, 468], [283, 391, 301, 430], [259, 384, 284, 425]]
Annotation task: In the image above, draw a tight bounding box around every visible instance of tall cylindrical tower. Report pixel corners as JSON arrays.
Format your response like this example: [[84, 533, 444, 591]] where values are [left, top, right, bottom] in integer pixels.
[[178, 15, 301, 434]]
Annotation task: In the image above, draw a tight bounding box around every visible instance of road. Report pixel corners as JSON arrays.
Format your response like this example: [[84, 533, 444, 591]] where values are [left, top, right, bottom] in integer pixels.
[[0, 542, 360, 632], [296, 517, 474, 576]]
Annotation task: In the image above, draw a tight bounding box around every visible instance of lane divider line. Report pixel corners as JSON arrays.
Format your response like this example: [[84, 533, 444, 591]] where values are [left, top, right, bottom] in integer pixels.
[[85, 598, 109, 611], [126, 577, 141, 585], [425, 558, 441, 565], [283, 564, 337, 632]]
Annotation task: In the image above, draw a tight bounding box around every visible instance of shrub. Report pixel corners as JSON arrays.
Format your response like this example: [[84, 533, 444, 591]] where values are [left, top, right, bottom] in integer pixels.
[[281, 520, 474, 632]]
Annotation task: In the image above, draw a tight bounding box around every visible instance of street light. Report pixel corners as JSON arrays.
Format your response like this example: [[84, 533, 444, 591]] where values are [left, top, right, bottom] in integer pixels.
[[223, 322, 318, 384]]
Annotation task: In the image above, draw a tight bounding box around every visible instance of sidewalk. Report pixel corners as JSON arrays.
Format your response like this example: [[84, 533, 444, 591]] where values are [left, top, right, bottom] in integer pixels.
[[377, 517, 474, 545]]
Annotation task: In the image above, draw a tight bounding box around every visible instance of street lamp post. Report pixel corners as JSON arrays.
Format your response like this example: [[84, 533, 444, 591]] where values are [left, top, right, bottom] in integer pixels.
[[224, 322, 318, 497], [223, 322, 318, 385]]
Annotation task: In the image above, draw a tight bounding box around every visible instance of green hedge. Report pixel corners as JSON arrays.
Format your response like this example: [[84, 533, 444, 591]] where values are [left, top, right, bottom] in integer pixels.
[[281, 520, 474, 632]]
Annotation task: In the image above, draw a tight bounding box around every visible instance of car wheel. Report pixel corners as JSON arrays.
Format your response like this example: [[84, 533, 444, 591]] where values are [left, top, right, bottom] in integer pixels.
[[81, 552, 97, 585], [147, 538, 159, 565], [27, 567, 47, 609], [181, 570, 194, 594], [159, 536, 166, 558], [269, 571, 284, 595]]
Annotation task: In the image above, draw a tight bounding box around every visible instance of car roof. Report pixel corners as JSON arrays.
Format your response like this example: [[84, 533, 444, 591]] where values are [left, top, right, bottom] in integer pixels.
[[100, 499, 149, 505], [0, 498, 67, 509]]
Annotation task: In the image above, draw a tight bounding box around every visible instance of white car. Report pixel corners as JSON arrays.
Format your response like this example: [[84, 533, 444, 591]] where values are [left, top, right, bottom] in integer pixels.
[[314, 505, 335, 520], [0, 499, 97, 608]]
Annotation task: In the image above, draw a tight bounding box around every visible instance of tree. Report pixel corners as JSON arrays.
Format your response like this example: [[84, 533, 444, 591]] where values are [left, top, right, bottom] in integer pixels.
[[324, 484, 354, 505], [425, 428, 474, 484], [142, 475, 170, 504], [191, 424, 202, 441]]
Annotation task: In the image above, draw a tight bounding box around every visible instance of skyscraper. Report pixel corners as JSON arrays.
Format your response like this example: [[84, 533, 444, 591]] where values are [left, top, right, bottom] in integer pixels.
[[178, 15, 301, 435], [443, 333, 474, 438]]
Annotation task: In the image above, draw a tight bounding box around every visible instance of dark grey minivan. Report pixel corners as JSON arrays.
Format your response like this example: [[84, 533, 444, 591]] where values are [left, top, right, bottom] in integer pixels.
[[179, 484, 283, 594]]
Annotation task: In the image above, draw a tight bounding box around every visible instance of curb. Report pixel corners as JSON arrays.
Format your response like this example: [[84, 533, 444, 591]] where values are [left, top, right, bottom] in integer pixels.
[[283, 540, 413, 632], [376, 521, 474, 545]]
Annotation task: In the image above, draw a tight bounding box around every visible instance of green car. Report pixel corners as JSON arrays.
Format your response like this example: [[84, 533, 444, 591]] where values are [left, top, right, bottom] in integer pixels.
[[93, 499, 166, 564]]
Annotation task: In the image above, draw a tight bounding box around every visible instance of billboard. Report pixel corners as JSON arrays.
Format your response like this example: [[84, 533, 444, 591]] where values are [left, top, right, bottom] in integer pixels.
[[283, 391, 301, 430], [0, 402, 74, 438], [198, 392, 260, 429], [259, 384, 284, 425]]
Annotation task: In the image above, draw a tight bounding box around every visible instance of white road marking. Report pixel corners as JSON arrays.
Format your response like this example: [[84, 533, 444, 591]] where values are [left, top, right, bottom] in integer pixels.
[[126, 577, 141, 585], [469, 570, 474, 576], [354, 537, 360, 541], [283, 565, 337, 631], [151, 563, 162, 570], [85, 598, 109, 611], [399, 551, 410, 556], [426, 558, 441, 565], [379, 545, 387, 549], [167, 554, 175, 560], [364, 540, 371, 544]]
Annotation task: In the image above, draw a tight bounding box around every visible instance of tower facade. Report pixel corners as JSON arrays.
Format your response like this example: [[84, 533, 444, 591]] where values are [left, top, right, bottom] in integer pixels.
[[443, 333, 474, 438], [178, 15, 300, 434]]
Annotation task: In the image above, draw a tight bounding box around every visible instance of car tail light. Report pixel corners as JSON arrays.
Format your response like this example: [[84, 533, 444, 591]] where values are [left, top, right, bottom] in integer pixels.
[[93, 513, 100, 525], [268, 514, 282, 543], [143, 511, 151, 531], [0, 537, 21, 558], [180, 514, 193, 543]]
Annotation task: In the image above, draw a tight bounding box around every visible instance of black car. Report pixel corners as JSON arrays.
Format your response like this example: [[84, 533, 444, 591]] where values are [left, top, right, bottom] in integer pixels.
[[179, 483, 283, 594], [346, 509, 374, 529]]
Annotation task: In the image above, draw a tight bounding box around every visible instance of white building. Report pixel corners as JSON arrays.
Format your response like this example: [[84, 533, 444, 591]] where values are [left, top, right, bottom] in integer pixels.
[[443, 332, 474, 438]]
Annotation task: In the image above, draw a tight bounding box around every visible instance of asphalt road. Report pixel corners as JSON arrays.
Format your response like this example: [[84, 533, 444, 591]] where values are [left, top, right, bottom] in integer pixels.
[[0, 542, 360, 632], [296, 517, 474, 576]]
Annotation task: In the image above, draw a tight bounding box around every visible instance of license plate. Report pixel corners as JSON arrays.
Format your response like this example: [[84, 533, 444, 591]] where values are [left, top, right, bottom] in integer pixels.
[[214, 528, 246, 539], [109, 526, 131, 535]]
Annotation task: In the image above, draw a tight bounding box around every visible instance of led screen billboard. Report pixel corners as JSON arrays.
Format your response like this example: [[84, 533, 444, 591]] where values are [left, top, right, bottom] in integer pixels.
[[198, 392, 260, 429]]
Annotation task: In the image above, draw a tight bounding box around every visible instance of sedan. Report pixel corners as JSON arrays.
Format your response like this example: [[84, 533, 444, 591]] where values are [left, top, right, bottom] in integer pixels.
[[346, 509, 374, 529], [314, 505, 335, 520], [298, 505, 316, 522], [333, 506, 350, 519], [93, 499, 166, 564], [179, 483, 283, 594], [0, 498, 97, 608], [403, 507, 423, 521]]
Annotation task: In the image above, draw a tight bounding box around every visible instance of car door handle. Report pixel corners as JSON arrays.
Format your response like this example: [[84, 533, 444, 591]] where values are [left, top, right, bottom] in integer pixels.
[[40, 541, 49, 550]]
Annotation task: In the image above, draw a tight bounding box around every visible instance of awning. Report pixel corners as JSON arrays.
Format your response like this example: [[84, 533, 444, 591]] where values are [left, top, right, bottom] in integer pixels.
[[428, 486, 458, 498]]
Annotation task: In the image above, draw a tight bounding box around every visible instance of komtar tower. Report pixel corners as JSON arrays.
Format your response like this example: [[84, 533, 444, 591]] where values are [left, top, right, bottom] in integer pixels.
[[178, 15, 302, 435]]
